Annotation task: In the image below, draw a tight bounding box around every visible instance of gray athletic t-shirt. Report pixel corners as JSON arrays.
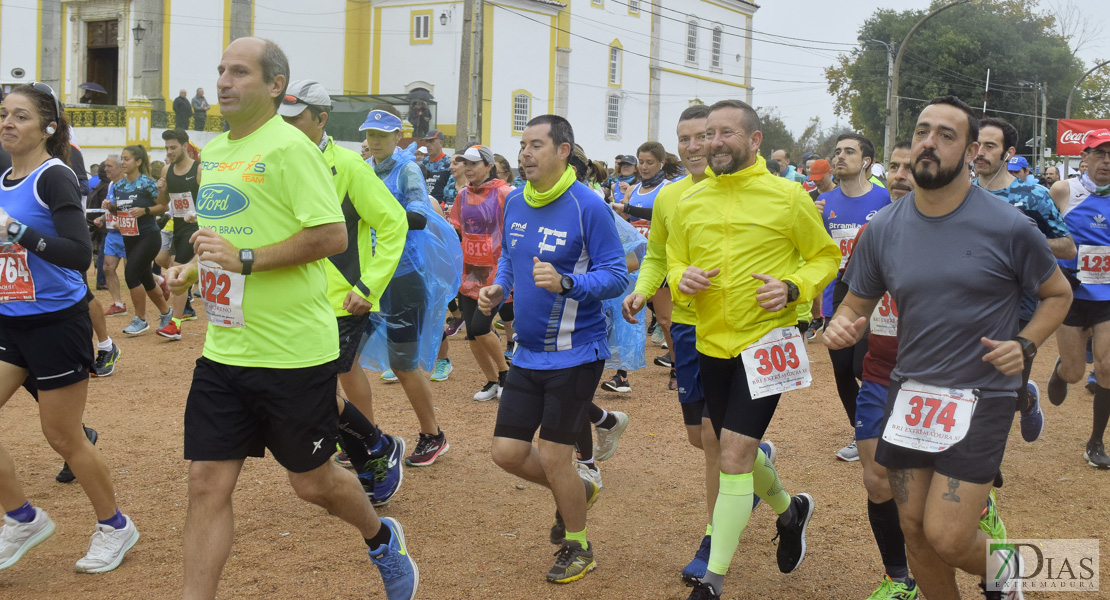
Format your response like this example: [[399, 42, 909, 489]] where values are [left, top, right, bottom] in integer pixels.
[[844, 185, 1057, 391]]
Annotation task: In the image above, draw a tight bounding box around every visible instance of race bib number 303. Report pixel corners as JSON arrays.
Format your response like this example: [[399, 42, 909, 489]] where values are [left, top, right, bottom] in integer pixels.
[[0, 244, 35, 302], [869, 292, 898, 337], [199, 261, 246, 328], [740, 326, 811, 399], [1077, 245, 1110, 285], [882, 380, 977, 452]]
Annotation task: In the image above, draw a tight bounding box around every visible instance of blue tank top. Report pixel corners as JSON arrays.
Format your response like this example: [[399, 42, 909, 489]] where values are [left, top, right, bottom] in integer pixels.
[[0, 159, 86, 316], [626, 179, 668, 238], [1061, 192, 1110, 301], [819, 184, 891, 311]]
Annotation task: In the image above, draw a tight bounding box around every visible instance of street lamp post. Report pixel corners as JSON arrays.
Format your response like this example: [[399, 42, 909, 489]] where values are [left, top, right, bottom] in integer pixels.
[[889, 0, 974, 163], [858, 37, 894, 162]]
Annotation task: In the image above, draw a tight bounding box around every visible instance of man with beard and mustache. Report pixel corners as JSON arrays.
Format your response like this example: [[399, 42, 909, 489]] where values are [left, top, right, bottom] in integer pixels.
[[668, 99, 839, 600], [818, 133, 892, 463], [826, 96, 1072, 600], [1047, 128, 1110, 469], [973, 117, 1075, 445]]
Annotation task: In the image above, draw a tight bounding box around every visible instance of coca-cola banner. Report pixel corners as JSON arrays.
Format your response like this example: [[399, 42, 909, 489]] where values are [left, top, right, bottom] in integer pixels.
[[1057, 119, 1110, 155]]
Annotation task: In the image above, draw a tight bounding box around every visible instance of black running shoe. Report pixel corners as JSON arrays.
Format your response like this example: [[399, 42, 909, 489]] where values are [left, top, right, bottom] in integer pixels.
[[1085, 441, 1110, 469], [654, 353, 673, 368], [57, 426, 98, 483], [93, 344, 121, 377], [1047, 357, 1068, 406], [774, 493, 815, 573], [685, 580, 721, 600]]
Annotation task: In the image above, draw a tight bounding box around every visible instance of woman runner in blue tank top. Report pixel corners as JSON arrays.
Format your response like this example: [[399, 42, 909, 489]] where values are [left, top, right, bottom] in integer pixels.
[[0, 83, 139, 575]]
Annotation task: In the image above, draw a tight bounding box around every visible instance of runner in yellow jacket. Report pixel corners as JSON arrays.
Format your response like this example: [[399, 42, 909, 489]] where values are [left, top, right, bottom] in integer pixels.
[[665, 99, 838, 600]]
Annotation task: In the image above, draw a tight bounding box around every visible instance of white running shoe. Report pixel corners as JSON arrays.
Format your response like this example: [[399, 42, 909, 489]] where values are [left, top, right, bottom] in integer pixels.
[[575, 462, 603, 490], [0, 508, 56, 570], [473, 381, 500, 402], [835, 440, 860, 462], [75, 515, 139, 573], [594, 411, 629, 462]]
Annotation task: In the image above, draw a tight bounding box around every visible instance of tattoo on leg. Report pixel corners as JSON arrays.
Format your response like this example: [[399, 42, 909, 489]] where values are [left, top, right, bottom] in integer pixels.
[[889, 469, 911, 504], [941, 477, 961, 503]]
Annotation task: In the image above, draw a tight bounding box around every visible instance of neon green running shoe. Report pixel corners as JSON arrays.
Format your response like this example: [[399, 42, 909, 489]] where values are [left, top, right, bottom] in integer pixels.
[[867, 575, 918, 599]]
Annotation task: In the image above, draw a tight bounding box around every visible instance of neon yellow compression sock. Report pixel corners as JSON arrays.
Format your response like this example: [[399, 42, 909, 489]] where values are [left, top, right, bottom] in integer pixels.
[[752, 447, 791, 514], [706, 471, 753, 575]]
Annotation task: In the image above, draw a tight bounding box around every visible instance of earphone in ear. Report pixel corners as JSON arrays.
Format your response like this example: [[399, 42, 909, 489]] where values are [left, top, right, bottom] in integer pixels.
[[45, 122, 56, 135]]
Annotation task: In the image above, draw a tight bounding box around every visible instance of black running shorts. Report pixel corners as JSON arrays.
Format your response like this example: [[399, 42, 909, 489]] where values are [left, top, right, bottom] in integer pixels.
[[336, 314, 368, 374], [493, 360, 605, 445], [0, 300, 93, 392], [1062, 298, 1110, 330], [698, 353, 781, 440], [874, 379, 1015, 485], [172, 220, 199, 264], [184, 357, 340, 473]]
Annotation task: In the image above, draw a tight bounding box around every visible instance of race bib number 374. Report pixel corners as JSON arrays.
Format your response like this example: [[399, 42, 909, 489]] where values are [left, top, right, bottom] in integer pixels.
[[740, 326, 811, 399], [882, 380, 977, 453]]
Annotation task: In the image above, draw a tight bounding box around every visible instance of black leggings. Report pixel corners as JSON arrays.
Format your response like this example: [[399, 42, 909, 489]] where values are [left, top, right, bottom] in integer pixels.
[[828, 339, 867, 426], [123, 231, 161, 291]]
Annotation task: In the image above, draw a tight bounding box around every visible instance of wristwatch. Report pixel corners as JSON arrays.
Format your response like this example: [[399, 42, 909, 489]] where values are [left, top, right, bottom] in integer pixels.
[[559, 274, 575, 295], [1014, 336, 1037, 362], [239, 248, 254, 275], [6, 221, 25, 244], [784, 281, 800, 303]]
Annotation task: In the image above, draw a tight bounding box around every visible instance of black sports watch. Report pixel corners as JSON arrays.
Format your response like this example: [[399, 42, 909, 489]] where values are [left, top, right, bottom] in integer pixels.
[[239, 248, 255, 275], [784, 280, 800, 303], [559, 274, 575, 296], [1014, 336, 1037, 362]]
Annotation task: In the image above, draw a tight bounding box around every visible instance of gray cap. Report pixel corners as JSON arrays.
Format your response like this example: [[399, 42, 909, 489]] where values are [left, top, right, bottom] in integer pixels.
[[278, 80, 332, 118], [462, 144, 495, 164]]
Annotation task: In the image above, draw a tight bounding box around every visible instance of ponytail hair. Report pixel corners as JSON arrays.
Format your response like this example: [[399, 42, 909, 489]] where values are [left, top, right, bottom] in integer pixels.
[[662, 152, 683, 178], [123, 145, 151, 177]]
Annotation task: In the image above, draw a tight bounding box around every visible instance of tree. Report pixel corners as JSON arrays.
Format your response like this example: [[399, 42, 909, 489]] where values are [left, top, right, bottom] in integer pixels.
[[1073, 63, 1110, 119], [825, 0, 1086, 160], [757, 108, 796, 166]]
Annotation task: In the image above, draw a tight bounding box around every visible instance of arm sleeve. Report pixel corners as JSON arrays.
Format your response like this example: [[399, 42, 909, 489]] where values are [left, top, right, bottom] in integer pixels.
[[565, 198, 631, 303], [21, 165, 93, 271], [350, 160, 407, 305], [781, 187, 841, 303], [624, 204, 653, 220]]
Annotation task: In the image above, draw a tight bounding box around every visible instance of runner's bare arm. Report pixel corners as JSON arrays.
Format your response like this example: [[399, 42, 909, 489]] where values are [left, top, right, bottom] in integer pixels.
[[1046, 235, 1077, 260], [191, 222, 346, 274], [823, 291, 879, 350], [1049, 180, 1070, 216]]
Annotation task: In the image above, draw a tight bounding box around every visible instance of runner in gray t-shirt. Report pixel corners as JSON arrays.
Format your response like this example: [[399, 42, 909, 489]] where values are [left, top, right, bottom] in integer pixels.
[[824, 96, 1072, 600]]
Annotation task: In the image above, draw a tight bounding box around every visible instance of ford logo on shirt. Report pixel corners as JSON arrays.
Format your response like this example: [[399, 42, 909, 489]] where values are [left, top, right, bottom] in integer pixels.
[[196, 184, 250, 219]]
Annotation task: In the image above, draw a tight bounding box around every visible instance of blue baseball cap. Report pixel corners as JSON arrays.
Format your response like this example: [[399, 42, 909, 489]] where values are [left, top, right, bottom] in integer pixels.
[[1007, 156, 1029, 171], [359, 110, 403, 133]]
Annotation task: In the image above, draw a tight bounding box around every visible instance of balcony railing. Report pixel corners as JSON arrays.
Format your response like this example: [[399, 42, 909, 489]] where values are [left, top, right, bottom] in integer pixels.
[[66, 106, 126, 127]]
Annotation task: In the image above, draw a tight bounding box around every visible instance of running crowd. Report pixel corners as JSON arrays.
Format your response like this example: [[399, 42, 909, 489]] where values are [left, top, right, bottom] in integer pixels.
[[0, 36, 1106, 600]]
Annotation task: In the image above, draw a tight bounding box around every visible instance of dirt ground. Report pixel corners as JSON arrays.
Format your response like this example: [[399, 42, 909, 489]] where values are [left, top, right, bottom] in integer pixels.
[[0, 285, 1107, 600]]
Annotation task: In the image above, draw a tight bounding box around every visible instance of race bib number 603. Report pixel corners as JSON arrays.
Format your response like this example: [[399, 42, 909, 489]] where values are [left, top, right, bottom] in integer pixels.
[[882, 379, 977, 452], [740, 326, 811, 399]]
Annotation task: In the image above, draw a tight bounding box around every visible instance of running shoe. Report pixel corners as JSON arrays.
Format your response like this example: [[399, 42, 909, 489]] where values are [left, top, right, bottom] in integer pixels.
[[505, 340, 515, 362], [1019, 382, 1044, 443], [652, 326, 665, 345], [867, 575, 918, 600], [57, 427, 98, 483], [600, 373, 631, 393], [429, 359, 452, 382], [981, 547, 1025, 600], [594, 411, 629, 462], [74, 514, 140, 573], [365, 435, 406, 507], [661, 341, 668, 350], [1086, 372, 1098, 395], [575, 462, 603, 490], [405, 430, 448, 467], [156, 320, 182, 340], [180, 306, 198, 321], [380, 368, 399, 383], [93, 344, 121, 377], [444, 316, 464, 337], [156, 275, 170, 301], [1047, 357, 1068, 406], [669, 369, 678, 391], [684, 580, 721, 600], [104, 302, 127, 317], [654, 353, 673, 368], [979, 489, 1007, 542], [1084, 441, 1110, 469], [774, 493, 815, 573], [836, 440, 860, 462], [122, 317, 149, 335], [334, 450, 352, 467], [550, 477, 602, 545], [494, 319, 505, 330], [473, 381, 500, 402], [546, 540, 595, 584], [0, 508, 55, 571], [681, 535, 712, 583], [368, 517, 419, 600]]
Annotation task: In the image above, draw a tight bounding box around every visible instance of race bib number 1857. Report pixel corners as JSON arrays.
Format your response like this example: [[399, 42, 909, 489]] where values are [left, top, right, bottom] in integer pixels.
[[740, 326, 811, 399], [199, 261, 246, 328], [882, 380, 977, 452]]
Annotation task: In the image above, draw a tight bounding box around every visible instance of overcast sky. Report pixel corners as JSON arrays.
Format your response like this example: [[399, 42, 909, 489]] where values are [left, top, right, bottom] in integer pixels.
[[748, 0, 1110, 138]]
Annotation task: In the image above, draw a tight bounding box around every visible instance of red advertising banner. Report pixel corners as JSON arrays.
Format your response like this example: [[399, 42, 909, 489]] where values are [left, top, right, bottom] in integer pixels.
[[1057, 118, 1110, 155]]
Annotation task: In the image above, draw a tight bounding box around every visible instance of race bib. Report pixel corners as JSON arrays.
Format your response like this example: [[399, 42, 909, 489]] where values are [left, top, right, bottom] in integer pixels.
[[170, 192, 196, 220], [830, 226, 861, 269], [882, 379, 977, 452], [740, 326, 811, 399], [462, 232, 496, 266], [1077, 245, 1110, 285], [105, 211, 118, 230], [115, 200, 138, 236], [199, 261, 246, 328], [631, 219, 651, 239], [0, 245, 35, 302], [869, 292, 898, 337]]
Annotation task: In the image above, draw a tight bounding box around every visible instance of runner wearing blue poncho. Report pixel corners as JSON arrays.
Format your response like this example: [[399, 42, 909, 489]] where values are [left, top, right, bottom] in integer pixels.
[[358, 106, 462, 468]]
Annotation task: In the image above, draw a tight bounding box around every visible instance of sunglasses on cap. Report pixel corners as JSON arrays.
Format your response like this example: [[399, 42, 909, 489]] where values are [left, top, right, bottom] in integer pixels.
[[282, 94, 309, 107], [30, 82, 62, 123]]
